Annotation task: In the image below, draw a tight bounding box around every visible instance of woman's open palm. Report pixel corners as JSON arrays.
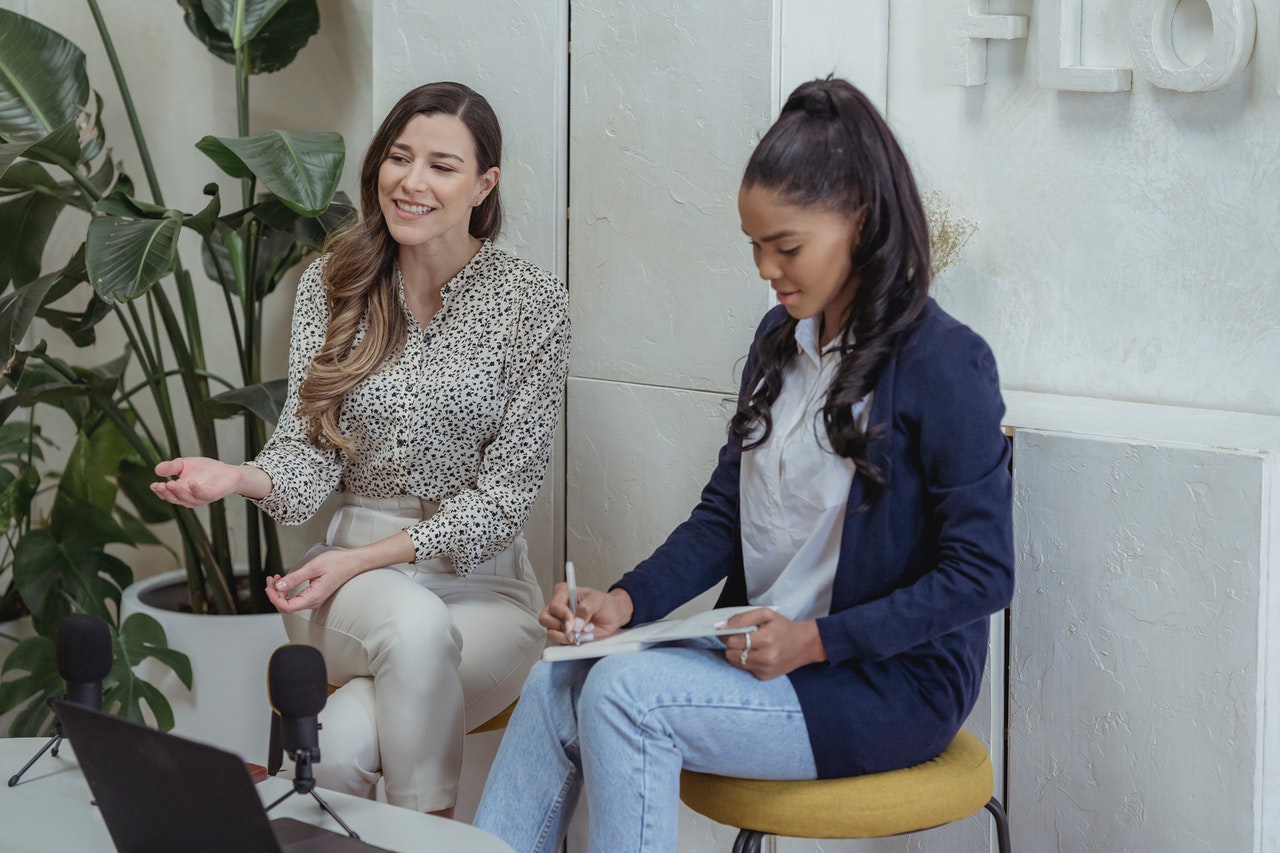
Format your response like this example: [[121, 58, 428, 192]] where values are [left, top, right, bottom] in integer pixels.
[[151, 457, 242, 508]]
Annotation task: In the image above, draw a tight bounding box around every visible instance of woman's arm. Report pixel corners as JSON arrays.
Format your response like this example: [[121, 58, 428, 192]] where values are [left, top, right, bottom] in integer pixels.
[[151, 457, 273, 506], [266, 530, 417, 613], [246, 257, 344, 523]]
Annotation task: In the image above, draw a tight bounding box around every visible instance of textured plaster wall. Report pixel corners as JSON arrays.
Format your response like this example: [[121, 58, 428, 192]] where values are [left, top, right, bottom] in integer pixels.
[[889, 1, 1280, 416], [1010, 422, 1277, 852]]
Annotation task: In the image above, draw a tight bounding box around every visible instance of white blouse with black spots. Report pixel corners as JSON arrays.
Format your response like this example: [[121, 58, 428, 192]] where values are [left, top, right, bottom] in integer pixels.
[[248, 240, 570, 576]]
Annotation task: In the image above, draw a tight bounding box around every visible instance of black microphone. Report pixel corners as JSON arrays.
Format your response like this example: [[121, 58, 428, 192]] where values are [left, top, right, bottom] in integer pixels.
[[264, 644, 359, 837], [268, 644, 328, 763], [9, 613, 112, 786], [55, 613, 112, 710]]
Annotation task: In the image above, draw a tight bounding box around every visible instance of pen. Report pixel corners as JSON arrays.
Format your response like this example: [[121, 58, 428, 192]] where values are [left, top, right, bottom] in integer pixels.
[[565, 560, 581, 645]]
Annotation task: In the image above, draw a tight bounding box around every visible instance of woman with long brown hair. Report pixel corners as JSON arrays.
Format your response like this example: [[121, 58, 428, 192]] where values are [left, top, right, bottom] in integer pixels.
[[151, 82, 570, 817]]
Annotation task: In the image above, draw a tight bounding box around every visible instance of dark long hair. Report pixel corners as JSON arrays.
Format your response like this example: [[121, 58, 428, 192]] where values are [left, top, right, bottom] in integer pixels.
[[730, 78, 931, 505], [298, 82, 504, 456]]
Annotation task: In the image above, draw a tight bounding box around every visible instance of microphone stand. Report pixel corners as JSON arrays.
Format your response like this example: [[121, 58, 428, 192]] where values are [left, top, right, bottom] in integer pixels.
[[8, 719, 66, 787], [264, 746, 360, 839]]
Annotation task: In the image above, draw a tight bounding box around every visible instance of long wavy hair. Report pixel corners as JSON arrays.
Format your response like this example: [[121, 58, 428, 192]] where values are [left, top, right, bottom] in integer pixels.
[[297, 82, 504, 456], [730, 78, 931, 506]]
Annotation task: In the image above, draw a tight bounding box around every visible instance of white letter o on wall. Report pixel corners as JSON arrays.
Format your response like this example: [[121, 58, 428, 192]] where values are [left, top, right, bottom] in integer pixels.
[[1129, 0, 1256, 92]]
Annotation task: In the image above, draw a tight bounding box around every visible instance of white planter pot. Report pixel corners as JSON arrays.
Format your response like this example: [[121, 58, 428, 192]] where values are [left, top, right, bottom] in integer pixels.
[[120, 570, 287, 762]]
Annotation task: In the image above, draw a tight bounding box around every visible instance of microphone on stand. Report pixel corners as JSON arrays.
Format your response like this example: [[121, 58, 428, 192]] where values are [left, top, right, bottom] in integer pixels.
[[264, 644, 359, 839], [9, 613, 112, 786], [56, 613, 112, 711]]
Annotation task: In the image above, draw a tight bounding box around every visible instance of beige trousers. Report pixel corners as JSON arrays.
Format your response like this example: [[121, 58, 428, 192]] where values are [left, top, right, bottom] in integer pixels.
[[281, 494, 545, 811]]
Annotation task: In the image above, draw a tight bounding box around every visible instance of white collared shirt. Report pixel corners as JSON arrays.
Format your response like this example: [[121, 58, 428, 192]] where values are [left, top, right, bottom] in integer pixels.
[[739, 317, 869, 621]]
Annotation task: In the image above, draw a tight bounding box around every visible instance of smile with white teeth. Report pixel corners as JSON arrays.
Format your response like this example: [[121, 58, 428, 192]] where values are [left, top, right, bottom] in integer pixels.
[[395, 200, 433, 215]]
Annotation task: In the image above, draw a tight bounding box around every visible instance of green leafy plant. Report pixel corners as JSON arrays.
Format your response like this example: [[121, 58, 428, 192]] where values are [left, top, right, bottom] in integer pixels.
[[0, 0, 353, 733]]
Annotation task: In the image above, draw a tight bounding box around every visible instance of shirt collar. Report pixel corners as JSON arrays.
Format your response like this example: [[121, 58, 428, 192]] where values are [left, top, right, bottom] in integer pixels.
[[795, 317, 852, 367]]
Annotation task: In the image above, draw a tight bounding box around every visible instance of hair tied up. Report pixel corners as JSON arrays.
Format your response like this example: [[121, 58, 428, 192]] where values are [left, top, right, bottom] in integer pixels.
[[804, 88, 837, 119]]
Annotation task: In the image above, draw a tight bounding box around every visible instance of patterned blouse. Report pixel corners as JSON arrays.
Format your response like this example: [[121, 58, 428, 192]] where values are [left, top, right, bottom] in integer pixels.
[[249, 241, 571, 576]]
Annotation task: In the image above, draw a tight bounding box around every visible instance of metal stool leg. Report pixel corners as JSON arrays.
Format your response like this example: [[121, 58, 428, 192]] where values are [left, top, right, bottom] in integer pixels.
[[985, 797, 1012, 853], [731, 829, 765, 853]]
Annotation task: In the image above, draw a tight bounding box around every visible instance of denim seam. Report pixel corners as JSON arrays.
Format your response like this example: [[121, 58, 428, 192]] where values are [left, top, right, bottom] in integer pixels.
[[634, 701, 808, 852], [533, 740, 579, 853]]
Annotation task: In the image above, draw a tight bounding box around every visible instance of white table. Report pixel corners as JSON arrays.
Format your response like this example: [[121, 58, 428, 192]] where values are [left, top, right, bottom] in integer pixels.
[[0, 737, 513, 852]]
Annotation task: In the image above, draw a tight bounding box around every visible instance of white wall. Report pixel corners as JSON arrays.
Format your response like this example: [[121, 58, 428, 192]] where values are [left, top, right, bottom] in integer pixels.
[[894, 0, 1280, 416]]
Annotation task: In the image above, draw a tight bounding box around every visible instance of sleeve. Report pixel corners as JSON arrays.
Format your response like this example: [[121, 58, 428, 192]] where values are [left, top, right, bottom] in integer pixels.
[[815, 324, 1015, 665], [403, 273, 571, 573], [244, 257, 343, 524]]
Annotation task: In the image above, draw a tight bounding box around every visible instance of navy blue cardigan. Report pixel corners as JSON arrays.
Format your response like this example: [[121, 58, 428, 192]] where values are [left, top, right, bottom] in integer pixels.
[[612, 299, 1014, 778]]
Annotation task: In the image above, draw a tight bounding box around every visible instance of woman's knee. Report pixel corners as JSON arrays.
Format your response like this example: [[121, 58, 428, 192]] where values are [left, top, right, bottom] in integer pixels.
[[579, 655, 653, 725], [314, 678, 381, 798], [363, 586, 461, 669]]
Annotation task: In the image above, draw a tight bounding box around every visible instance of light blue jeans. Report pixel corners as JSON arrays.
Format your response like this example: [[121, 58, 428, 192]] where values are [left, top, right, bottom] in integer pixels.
[[473, 641, 817, 853]]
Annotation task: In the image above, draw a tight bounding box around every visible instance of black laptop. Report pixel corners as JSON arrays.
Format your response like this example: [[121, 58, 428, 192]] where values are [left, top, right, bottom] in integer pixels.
[[51, 699, 393, 852]]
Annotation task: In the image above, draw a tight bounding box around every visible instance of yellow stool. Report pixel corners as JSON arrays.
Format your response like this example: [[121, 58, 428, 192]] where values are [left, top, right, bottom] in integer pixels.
[[266, 688, 518, 776], [680, 729, 1010, 853]]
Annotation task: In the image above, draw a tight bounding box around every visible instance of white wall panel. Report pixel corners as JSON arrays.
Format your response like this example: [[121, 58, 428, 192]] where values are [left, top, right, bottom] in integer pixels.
[[569, 1, 774, 391], [780, 0, 889, 111], [563, 377, 739, 853], [565, 377, 735, 610], [1009, 421, 1280, 852], [887, 2, 1280, 417]]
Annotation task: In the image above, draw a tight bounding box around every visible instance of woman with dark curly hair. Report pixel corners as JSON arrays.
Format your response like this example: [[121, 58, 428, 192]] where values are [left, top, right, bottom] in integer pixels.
[[474, 77, 1012, 852], [151, 82, 569, 817]]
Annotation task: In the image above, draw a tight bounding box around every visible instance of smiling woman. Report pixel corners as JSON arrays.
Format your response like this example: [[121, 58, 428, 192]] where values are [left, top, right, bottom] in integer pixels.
[[149, 82, 571, 816]]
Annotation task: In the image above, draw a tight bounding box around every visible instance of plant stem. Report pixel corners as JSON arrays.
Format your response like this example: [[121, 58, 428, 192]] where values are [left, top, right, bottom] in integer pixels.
[[85, 0, 164, 206], [235, 43, 255, 208]]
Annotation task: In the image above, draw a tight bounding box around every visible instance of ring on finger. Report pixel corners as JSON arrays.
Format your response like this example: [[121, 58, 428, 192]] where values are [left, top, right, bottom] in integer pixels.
[[739, 631, 751, 666]]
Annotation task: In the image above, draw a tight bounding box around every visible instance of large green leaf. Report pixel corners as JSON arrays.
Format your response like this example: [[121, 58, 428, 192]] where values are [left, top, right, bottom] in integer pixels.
[[0, 420, 44, 461], [13, 506, 133, 635], [254, 191, 356, 251], [0, 10, 88, 140], [0, 121, 82, 185], [118, 461, 176, 525], [0, 635, 60, 736], [178, 0, 319, 74], [0, 381, 87, 427], [183, 183, 222, 237], [206, 378, 288, 423], [0, 191, 65, 290], [200, 0, 292, 48], [203, 218, 303, 301], [105, 613, 190, 730], [58, 416, 134, 512], [0, 269, 61, 367], [0, 463, 38, 532], [197, 130, 343, 216], [0, 159, 58, 193], [85, 203, 184, 304]]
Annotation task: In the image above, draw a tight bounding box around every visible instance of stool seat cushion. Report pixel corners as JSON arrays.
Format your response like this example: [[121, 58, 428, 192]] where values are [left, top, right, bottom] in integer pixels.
[[679, 729, 994, 839], [468, 698, 518, 734]]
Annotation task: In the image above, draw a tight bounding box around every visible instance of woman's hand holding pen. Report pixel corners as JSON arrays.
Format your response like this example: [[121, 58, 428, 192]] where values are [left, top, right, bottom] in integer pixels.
[[541, 584, 634, 646], [720, 608, 829, 681]]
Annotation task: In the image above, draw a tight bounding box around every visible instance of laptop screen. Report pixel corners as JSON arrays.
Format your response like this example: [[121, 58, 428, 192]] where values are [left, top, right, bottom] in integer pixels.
[[50, 700, 386, 853]]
